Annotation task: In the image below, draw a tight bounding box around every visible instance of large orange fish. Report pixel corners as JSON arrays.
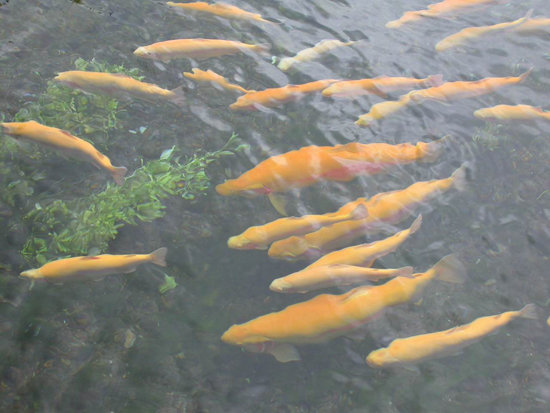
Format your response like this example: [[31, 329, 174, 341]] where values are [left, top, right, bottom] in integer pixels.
[[229, 80, 340, 110], [268, 164, 466, 262], [216, 138, 446, 198], [221, 255, 466, 362], [474, 104, 550, 124], [167, 2, 273, 24], [1, 121, 127, 185], [410, 69, 532, 104]]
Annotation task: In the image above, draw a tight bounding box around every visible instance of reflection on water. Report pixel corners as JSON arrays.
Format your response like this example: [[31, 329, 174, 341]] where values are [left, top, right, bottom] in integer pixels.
[[1, 0, 550, 411]]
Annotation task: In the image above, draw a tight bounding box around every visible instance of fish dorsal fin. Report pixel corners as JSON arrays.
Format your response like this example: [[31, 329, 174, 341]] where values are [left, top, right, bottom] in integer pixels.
[[60, 130, 78, 139], [534, 106, 544, 113], [81, 256, 101, 260]]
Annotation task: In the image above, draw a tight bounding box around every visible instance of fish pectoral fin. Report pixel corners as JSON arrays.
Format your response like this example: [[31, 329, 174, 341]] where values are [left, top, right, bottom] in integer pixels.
[[449, 350, 464, 357], [92, 276, 107, 282], [267, 343, 301, 363], [401, 364, 420, 374], [121, 267, 137, 274], [268, 193, 288, 216], [345, 329, 366, 341]]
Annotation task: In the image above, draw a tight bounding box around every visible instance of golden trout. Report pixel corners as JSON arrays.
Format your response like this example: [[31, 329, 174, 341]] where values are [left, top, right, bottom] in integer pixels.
[[167, 2, 273, 23], [20, 248, 167, 283], [1, 121, 127, 185], [511, 17, 550, 34], [355, 92, 414, 127], [278, 39, 355, 71], [367, 304, 537, 369], [183, 68, 255, 94], [474, 104, 550, 123]]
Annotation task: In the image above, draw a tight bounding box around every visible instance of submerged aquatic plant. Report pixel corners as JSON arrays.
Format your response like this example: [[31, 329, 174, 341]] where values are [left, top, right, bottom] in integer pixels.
[[472, 123, 504, 151], [21, 133, 247, 264]]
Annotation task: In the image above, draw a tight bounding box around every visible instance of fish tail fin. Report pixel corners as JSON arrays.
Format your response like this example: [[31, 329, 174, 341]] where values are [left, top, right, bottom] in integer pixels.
[[150, 247, 168, 267], [426, 74, 444, 87], [418, 135, 449, 162], [268, 193, 288, 216], [170, 86, 186, 107], [268, 343, 301, 363], [397, 266, 415, 279], [112, 166, 128, 186], [518, 304, 538, 320], [349, 204, 369, 221], [433, 254, 467, 284], [518, 67, 534, 84], [409, 214, 423, 234], [451, 162, 470, 192], [254, 43, 272, 55]]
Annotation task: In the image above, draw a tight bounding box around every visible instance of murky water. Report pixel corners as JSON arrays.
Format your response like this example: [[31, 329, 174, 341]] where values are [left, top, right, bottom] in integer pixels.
[[1, 0, 550, 411]]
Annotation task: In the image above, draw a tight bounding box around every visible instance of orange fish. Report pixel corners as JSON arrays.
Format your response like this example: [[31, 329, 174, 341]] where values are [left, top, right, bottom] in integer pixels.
[[278, 40, 355, 71], [20, 248, 167, 283], [221, 255, 466, 362], [322, 75, 444, 99], [229, 79, 340, 110], [474, 104, 550, 123], [367, 304, 537, 369], [1, 121, 127, 185], [355, 92, 414, 127], [183, 68, 255, 94], [167, 2, 273, 24], [410, 68, 533, 104], [216, 138, 446, 198], [511, 17, 550, 34], [268, 163, 466, 262], [306, 214, 422, 269], [228, 204, 368, 250], [134, 39, 270, 62]]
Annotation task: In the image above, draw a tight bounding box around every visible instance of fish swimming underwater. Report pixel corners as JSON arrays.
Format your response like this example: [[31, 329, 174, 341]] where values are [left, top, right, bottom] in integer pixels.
[[305, 214, 422, 269], [510, 16, 550, 34], [355, 92, 414, 127], [134, 39, 270, 62], [167, 1, 273, 24], [435, 10, 533, 52], [53, 71, 185, 106], [20, 248, 167, 283], [409, 68, 533, 104], [229, 79, 340, 110], [228, 204, 368, 250], [268, 163, 465, 262], [183, 68, 255, 94], [278, 39, 355, 72], [216, 138, 446, 198], [366, 304, 537, 369], [322, 75, 444, 99], [474, 104, 550, 124], [0, 121, 127, 185], [269, 265, 415, 293], [222, 254, 466, 362]]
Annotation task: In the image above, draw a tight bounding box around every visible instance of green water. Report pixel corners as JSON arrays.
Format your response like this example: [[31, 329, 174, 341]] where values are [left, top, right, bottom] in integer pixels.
[[1, 0, 550, 411]]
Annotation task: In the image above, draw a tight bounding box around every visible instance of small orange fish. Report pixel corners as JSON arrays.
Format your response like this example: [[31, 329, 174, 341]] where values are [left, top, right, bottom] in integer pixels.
[[268, 163, 465, 262], [134, 39, 270, 62], [410, 68, 532, 104], [367, 304, 537, 369], [474, 104, 550, 123], [1, 121, 127, 185], [278, 40, 355, 71], [216, 138, 446, 198], [322, 75, 444, 99], [355, 92, 414, 127], [222, 254, 466, 362], [167, 2, 273, 24], [229, 79, 340, 110], [183, 68, 255, 94], [20, 248, 167, 283], [228, 204, 368, 250]]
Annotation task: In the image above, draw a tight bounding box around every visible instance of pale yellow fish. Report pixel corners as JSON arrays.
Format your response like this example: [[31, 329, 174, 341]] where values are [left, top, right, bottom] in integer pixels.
[[20, 248, 167, 283], [436, 10, 533, 52], [53, 71, 185, 106], [511, 17, 550, 34], [134, 39, 270, 62], [278, 39, 355, 71], [355, 91, 414, 127], [183, 68, 256, 94], [1, 121, 127, 185], [474, 104, 550, 123], [270, 265, 414, 293], [167, 2, 273, 24], [367, 304, 537, 369]]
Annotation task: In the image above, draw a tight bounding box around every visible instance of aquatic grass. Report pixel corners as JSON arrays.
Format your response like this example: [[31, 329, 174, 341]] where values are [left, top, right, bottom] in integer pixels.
[[472, 123, 505, 150]]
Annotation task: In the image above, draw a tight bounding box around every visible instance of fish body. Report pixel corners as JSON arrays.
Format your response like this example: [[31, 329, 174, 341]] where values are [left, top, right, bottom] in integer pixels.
[[306, 214, 422, 269], [270, 265, 415, 293], [278, 39, 355, 71], [228, 204, 368, 250], [216, 138, 446, 198], [20, 248, 167, 282], [367, 304, 537, 368], [183, 68, 255, 94], [511, 17, 550, 34], [355, 92, 414, 127], [0, 121, 127, 185], [410, 68, 532, 104], [134, 39, 270, 62], [435, 10, 533, 52], [167, 1, 272, 23], [268, 163, 465, 262], [53, 71, 184, 106], [229, 79, 339, 110], [474, 104, 550, 123], [322, 75, 444, 99], [222, 255, 466, 362]]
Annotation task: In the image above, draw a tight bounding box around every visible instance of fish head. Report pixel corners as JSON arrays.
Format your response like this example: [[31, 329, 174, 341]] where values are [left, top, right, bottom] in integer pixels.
[[366, 348, 397, 368], [227, 235, 257, 250], [52, 72, 80, 88], [229, 96, 257, 111], [268, 237, 321, 262], [221, 324, 262, 346], [20, 269, 42, 279], [133, 47, 154, 59], [277, 57, 295, 72], [473, 109, 496, 123], [269, 278, 294, 293]]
